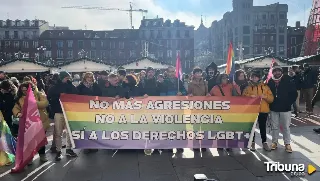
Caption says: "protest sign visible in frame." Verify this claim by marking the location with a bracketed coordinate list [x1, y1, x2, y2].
[60, 94, 260, 149]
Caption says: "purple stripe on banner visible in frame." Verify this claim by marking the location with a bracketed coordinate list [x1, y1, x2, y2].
[72, 131, 251, 149]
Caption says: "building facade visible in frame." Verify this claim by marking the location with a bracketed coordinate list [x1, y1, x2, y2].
[39, 17, 194, 71]
[194, 17, 211, 69]
[0, 19, 49, 60]
[287, 21, 306, 58]
[139, 18, 195, 72]
[39, 29, 141, 65]
[210, 0, 288, 65]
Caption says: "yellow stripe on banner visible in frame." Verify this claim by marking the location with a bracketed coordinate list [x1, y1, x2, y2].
[65, 112, 258, 123]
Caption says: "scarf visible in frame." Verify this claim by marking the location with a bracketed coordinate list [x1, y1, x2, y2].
[272, 74, 283, 86]
[83, 81, 93, 88]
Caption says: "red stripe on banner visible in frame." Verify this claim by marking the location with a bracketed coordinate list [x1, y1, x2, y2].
[60, 94, 261, 105]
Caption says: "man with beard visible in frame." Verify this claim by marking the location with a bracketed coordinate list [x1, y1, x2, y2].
[48, 71, 78, 161]
[138, 67, 159, 96]
[205, 62, 219, 91]
[267, 65, 297, 153]
[97, 70, 109, 90]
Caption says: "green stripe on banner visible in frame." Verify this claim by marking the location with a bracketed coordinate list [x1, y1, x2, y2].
[68, 121, 254, 132]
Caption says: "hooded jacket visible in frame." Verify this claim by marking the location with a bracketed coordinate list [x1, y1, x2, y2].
[242, 82, 274, 113]
[12, 90, 50, 130]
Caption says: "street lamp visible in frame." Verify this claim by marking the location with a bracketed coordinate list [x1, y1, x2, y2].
[37, 46, 46, 62]
[78, 49, 88, 59]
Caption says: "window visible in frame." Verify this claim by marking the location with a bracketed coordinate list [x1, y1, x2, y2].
[119, 51, 125, 58]
[44, 50, 51, 58]
[91, 40, 95, 48]
[90, 50, 96, 59]
[14, 31, 18, 39]
[279, 13, 286, 19]
[176, 50, 181, 57]
[279, 35, 284, 44]
[67, 40, 73, 48]
[167, 50, 172, 58]
[270, 24, 275, 30]
[243, 36, 250, 45]
[254, 25, 258, 32]
[78, 40, 84, 49]
[270, 14, 275, 20]
[270, 36, 274, 41]
[166, 40, 172, 48]
[57, 41, 63, 48]
[185, 50, 190, 58]
[57, 50, 63, 59]
[167, 30, 171, 38]
[23, 41, 29, 48]
[119, 42, 124, 49]
[101, 50, 106, 59]
[23, 31, 27, 38]
[291, 47, 297, 56]
[33, 41, 38, 48]
[44, 40, 51, 48]
[5, 41, 10, 48]
[255, 47, 258, 53]
[5, 31, 9, 38]
[176, 30, 180, 38]
[235, 27, 238, 35]
[156, 30, 162, 38]
[150, 30, 154, 39]
[262, 36, 266, 42]
[279, 25, 285, 33]
[185, 30, 189, 38]
[262, 14, 267, 20]
[130, 50, 136, 58]
[14, 41, 19, 48]
[243, 26, 250, 34]
[110, 42, 116, 49]
[291, 37, 296, 44]
[67, 50, 73, 59]
[32, 31, 37, 38]
[262, 46, 266, 53]
[279, 46, 284, 54]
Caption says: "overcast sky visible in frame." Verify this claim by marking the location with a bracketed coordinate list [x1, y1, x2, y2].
[0, 0, 311, 30]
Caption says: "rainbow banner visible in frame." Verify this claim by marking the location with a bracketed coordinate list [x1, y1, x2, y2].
[60, 94, 261, 149]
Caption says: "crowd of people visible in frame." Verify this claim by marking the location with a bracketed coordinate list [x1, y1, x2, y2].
[0, 61, 319, 168]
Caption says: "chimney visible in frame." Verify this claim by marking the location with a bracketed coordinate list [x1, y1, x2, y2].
[296, 21, 300, 28]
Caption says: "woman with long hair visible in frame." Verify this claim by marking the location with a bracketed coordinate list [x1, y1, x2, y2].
[122, 74, 141, 99]
[234, 69, 248, 94]
[77, 72, 101, 96]
[12, 82, 50, 163]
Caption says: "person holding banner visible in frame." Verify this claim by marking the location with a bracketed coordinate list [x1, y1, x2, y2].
[243, 71, 274, 152]
[188, 67, 210, 152]
[122, 74, 142, 99]
[210, 73, 240, 151]
[77, 72, 102, 154]
[12, 82, 50, 163]
[47, 71, 78, 161]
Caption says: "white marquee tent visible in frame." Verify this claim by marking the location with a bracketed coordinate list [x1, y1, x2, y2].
[122, 57, 172, 70]
[0, 60, 49, 73]
[56, 59, 114, 73]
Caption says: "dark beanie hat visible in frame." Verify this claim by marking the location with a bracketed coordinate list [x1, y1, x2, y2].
[59, 71, 71, 80]
[146, 67, 154, 73]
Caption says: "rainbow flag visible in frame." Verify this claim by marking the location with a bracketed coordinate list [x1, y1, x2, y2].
[226, 42, 235, 79]
[60, 94, 260, 149]
[175, 52, 183, 80]
[0, 118, 16, 166]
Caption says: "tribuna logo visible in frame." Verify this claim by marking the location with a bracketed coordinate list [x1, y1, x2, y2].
[264, 162, 305, 177]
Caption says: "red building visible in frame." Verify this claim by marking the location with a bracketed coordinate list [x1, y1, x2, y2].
[287, 21, 306, 58]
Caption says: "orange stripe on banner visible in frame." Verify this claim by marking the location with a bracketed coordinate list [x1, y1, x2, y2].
[62, 103, 260, 113]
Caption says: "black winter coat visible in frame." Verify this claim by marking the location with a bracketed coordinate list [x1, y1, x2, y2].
[138, 78, 159, 96]
[77, 83, 102, 96]
[268, 75, 297, 112]
[47, 81, 78, 114]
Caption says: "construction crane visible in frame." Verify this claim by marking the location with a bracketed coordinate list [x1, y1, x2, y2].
[61, 2, 148, 29]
